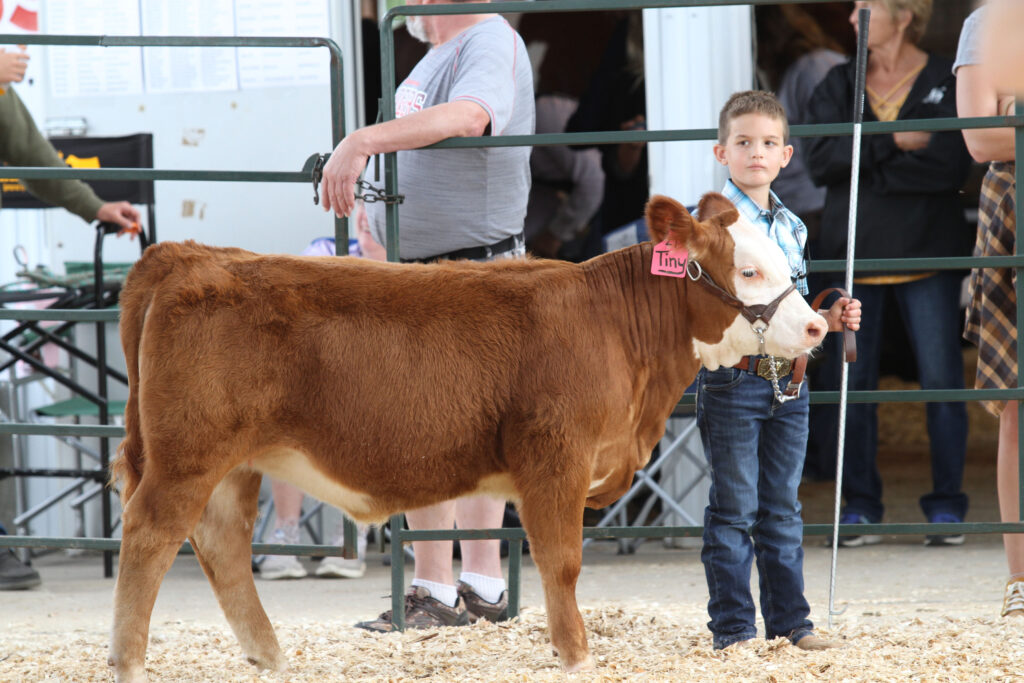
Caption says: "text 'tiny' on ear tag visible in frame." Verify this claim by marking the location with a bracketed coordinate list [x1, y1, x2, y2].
[651, 239, 689, 278]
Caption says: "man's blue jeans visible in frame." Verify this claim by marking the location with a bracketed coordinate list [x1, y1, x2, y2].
[697, 366, 813, 649]
[839, 273, 968, 522]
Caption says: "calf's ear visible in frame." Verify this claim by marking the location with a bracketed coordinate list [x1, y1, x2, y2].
[646, 194, 719, 260]
[645, 195, 695, 245]
[697, 192, 738, 222]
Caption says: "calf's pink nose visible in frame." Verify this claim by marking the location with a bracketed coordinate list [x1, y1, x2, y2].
[805, 317, 827, 344]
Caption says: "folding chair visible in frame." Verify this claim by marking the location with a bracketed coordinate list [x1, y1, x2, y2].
[0, 134, 154, 575]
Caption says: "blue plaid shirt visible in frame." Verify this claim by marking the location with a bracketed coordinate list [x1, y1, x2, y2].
[721, 179, 809, 295]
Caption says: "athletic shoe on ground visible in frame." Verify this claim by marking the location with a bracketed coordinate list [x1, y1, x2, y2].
[355, 586, 469, 632]
[316, 524, 367, 578]
[1002, 577, 1024, 617]
[827, 513, 882, 548]
[315, 556, 366, 578]
[792, 632, 841, 650]
[456, 580, 509, 622]
[924, 512, 965, 547]
[0, 547, 41, 590]
[258, 527, 308, 580]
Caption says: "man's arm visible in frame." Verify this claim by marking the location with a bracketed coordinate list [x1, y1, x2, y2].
[320, 100, 490, 218]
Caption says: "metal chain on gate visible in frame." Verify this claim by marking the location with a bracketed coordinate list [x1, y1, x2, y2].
[309, 153, 404, 207]
[354, 179, 404, 205]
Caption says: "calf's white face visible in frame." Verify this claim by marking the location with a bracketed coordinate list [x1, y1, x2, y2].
[693, 213, 827, 369]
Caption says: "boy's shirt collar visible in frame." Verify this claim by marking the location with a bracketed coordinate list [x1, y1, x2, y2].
[721, 179, 809, 295]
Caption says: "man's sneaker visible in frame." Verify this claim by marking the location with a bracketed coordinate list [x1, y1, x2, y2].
[924, 512, 965, 547]
[1001, 577, 1024, 618]
[259, 553, 308, 580]
[315, 556, 366, 579]
[316, 522, 368, 578]
[258, 526, 308, 580]
[827, 513, 882, 548]
[456, 580, 509, 623]
[355, 586, 470, 632]
[0, 548, 41, 590]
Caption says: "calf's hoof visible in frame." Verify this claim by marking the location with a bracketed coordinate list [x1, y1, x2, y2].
[246, 652, 288, 673]
[561, 654, 595, 673]
[109, 660, 148, 683]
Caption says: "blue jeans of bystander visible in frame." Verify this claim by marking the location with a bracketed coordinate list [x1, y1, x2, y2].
[697, 365, 813, 649]
[840, 273, 968, 523]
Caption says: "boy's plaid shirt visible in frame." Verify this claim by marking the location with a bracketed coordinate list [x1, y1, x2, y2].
[721, 179, 809, 295]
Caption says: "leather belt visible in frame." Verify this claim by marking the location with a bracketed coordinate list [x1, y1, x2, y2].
[401, 232, 523, 264]
[734, 355, 793, 380]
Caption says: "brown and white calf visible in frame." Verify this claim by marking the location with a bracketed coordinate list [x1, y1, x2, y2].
[108, 193, 827, 681]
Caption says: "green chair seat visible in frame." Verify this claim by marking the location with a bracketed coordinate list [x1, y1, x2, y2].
[35, 397, 127, 418]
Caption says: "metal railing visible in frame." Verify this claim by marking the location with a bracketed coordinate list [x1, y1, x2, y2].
[375, 0, 1024, 629]
[0, 34, 348, 577]
[0, 0, 1021, 635]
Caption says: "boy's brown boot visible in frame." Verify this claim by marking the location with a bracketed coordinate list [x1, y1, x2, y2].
[793, 633, 841, 651]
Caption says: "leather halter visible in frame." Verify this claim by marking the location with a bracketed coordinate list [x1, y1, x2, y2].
[686, 260, 797, 332]
[687, 262, 858, 400]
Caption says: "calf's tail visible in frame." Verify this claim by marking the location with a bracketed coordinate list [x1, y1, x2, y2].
[108, 246, 167, 503]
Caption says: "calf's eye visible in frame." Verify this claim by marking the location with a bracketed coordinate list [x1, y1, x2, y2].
[741, 268, 758, 278]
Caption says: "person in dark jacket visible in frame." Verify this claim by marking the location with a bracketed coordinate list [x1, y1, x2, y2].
[804, 0, 973, 548]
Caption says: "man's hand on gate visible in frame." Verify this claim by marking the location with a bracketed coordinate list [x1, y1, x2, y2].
[321, 133, 370, 219]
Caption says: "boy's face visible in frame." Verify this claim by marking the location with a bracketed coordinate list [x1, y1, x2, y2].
[713, 113, 793, 198]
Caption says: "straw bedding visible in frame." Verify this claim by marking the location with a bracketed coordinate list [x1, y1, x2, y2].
[3, 602, 1021, 682]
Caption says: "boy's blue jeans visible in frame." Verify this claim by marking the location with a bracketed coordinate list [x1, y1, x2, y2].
[697, 365, 813, 650]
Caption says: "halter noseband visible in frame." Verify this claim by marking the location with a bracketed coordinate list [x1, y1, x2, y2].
[686, 260, 797, 336]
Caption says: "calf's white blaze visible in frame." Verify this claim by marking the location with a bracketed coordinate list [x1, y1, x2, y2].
[694, 215, 826, 369]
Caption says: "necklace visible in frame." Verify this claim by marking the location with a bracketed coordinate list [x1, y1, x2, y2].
[866, 59, 926, 121]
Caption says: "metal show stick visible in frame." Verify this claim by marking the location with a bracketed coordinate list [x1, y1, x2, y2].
[828, 6, 870, 629]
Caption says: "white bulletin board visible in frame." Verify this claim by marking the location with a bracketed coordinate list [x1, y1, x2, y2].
[30, 0, 346, 262]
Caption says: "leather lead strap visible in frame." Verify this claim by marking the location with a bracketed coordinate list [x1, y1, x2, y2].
[786, 287, 858, 396]
[809, 287, 857, 363]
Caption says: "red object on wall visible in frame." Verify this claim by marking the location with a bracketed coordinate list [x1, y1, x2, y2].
[11, 4, 39, 32]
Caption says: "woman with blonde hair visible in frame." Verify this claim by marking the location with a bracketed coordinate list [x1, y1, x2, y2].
[805, 0, 974, 547]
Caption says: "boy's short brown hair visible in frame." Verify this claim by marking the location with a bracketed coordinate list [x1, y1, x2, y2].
[717, 90, 789, 144]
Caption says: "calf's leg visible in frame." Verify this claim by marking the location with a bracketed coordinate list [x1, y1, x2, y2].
[515, 482, 593, 672]
[110, 474, 217, 683]
[189, 468, 286, 673]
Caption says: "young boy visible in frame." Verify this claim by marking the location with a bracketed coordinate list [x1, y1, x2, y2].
[698, 90, 861, 650]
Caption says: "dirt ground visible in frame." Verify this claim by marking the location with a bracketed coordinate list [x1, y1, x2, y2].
[3, 442, 1020, 681]
[2, 364, 1020, 681]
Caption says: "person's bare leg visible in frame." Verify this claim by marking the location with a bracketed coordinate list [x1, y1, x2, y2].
[270, 480, 303, 528]
[456, 495, 505, 578]
[998, 402, 1024, 576]
[406, 501, 456, 585]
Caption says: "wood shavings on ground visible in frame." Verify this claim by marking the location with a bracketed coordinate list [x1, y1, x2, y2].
[3, 602, 1022, 682]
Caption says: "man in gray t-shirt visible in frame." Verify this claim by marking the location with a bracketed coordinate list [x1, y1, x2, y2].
[320, 4, 534, 261]
[319, 0, 534, 633]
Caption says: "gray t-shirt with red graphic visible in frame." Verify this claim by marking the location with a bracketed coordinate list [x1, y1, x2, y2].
[365, 16, 535, 260]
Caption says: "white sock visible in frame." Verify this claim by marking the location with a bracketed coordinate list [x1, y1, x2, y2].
[410, 579, 458, 607]
[459, 572, 506, 604]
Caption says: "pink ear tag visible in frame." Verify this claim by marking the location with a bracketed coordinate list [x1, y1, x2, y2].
[651, 239, 689, 278]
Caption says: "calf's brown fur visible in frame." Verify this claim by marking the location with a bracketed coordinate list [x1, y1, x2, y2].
[108, 194, 825, 681]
